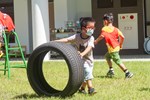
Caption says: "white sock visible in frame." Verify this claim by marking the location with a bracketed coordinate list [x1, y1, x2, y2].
[109, 67, 114, 71]
[125, 70, 129, 73]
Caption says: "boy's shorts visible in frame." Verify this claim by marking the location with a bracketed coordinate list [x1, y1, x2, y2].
[83, 61, 94, 81]
[105, 52, 122, 65]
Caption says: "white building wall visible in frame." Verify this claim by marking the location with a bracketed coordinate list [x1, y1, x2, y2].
[54, 0, 92, 29]
[76, 0, 92, 19]
[67, 0, 77, 21]
[14, 0, 30, 54]
[54, 0, 68, 28]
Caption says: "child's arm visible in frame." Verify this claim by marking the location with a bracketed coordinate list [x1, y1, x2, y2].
[118, 29, 125, 49]
[119, 36, 124, 49]
[55, 34, 76, 43]
[55, 38, 69, 43]
[79, 46, 93, 57]
[94, 35, 104, 45]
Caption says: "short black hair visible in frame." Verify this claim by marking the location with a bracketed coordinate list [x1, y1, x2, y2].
[80, 17, 95, 28]
[103, 13, 114, 23]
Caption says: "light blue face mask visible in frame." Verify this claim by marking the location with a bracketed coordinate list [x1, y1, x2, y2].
[86, 29, 94, 36]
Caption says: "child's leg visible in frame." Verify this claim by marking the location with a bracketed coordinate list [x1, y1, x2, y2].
[80, 62, 95, 94]
[105, 52, 114, 77]
[0, 51, 4, 58]
[105, 52, 113, 69]
[112, 52, 133, 78]
[111, 52, 127, 72]
[78, 82, 87, 94]
[118, 63, 133, 78]
[0, 42, 4, 58]
[86, 79, 93, 89]
[106, 59, 113, 68]
[118, 63, 127, 72]
[80, 82, 87, 90]
[86, 79, 96, 94]
[84, 62, 96, 94]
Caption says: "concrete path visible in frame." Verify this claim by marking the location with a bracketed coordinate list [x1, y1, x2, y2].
[1, 54, 150, 62]
[94, 54, 150, 61]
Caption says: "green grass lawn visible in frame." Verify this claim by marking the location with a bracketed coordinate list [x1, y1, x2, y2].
[0, 61, 150, 100]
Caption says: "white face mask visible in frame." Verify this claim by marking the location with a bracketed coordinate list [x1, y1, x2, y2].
[86, 29, 94, 36]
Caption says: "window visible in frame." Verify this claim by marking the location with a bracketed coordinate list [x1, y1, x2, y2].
[121, 0, 137, 7]
[97, 0, 113, 8]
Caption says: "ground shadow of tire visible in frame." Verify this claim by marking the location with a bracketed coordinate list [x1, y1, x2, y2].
[13, 93, 76, 99]
[12, 93, 40, 99]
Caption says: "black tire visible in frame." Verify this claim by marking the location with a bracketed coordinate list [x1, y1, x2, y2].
[27, 41, 84, 97]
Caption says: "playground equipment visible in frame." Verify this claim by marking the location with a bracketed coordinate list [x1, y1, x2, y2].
[27, 41, 84, 97]
[0, 11, 27, 78]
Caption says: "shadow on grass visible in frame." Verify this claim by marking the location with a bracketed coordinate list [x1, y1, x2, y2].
[12, 93, 43, 99]
[139, 87, 150, 92]
[13, 93, 75, 99]
[96, 75, 106, 78]
[95, 75, 118, 79]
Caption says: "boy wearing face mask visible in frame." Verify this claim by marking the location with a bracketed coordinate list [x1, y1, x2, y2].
[55, 17, 96, 95]
[95, 13, 133, 79]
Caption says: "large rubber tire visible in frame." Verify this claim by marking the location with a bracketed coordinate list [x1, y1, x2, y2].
[27, 41, 84, 97]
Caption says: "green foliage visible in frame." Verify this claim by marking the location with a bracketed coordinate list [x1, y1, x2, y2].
[0, 61, 150, 100]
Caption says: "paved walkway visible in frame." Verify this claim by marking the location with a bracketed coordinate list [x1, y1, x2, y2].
[94, 54, 150, 61]
[1, 54, 150, 61]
